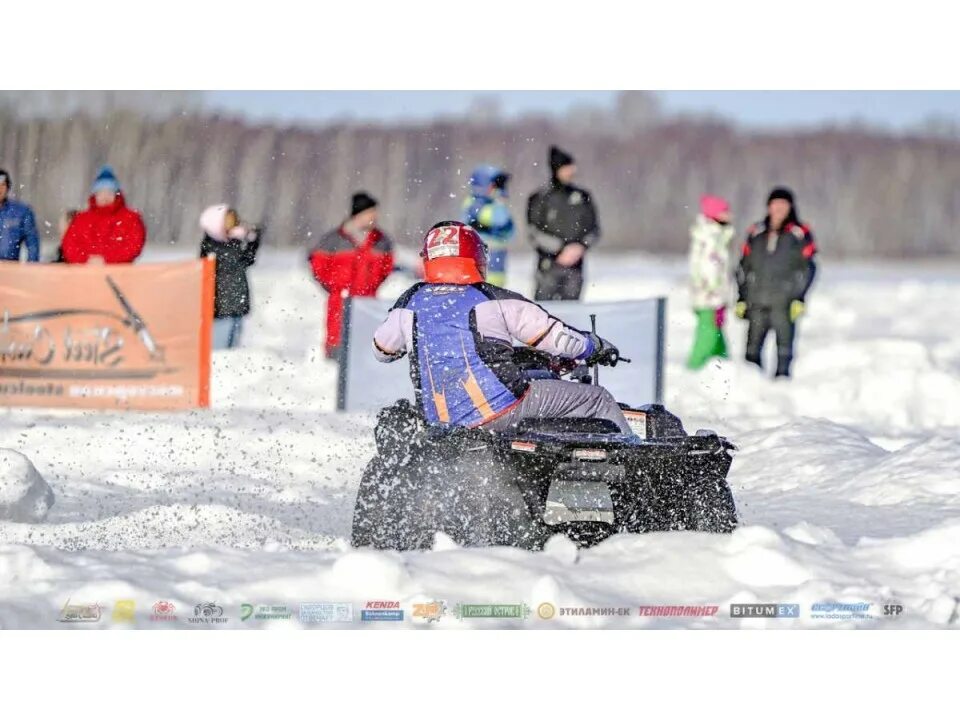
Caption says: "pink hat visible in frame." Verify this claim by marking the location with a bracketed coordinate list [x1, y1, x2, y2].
[200, 204, 230, 242]
[700, 195, 730, 222]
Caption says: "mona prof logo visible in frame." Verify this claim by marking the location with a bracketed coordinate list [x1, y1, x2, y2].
[189, 602, 228, 625]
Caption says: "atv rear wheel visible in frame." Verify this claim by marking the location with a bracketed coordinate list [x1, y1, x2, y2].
[683, 473, 738, 533]
[420, 439, 550, 550]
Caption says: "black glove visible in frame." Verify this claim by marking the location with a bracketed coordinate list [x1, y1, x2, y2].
[587, 333, 621, 366]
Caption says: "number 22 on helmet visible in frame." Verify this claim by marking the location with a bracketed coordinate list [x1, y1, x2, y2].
[420, 221, 488, 284]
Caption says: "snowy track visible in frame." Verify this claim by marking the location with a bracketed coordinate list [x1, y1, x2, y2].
[2, 252, 960, 628]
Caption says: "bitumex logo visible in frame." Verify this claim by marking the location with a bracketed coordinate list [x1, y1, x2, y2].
[729, 603, 801, 619]
[361, 601, 404, 622]
[189, 602, 228, 624]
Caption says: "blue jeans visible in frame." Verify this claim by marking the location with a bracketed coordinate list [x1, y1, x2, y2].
[212, 317, 244, 350]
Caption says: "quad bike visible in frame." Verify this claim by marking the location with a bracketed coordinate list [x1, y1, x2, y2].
[351, 344, 737, 551]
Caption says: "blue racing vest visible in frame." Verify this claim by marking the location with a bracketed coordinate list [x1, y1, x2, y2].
[405, 283, 519, 426]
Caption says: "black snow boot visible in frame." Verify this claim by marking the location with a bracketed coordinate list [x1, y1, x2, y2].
[775, 355, 792, 378]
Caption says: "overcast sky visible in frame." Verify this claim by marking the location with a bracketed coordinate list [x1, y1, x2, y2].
[204, 91, 960, 129]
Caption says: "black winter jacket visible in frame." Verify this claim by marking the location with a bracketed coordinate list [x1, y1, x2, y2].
[200, 230, 261, 318]
[736, 220, 817, 307]
[526, 180, 600, 266]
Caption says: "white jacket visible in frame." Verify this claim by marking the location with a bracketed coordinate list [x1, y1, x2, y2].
[689, 214, 735, 309]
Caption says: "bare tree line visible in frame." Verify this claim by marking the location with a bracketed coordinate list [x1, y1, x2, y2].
[1, 99, 960, 258]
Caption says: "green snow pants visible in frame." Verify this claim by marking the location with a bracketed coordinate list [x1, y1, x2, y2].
[687, 308, 728, 370]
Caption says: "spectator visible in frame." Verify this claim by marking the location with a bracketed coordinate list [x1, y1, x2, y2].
[61, 165, 146, 264]
[735, 186, 818, 378]
[199, 204, 262, 350]
[688, 195, 735, 370]
[462, 165, 514, 287]
[0, 168, 40, 263]
[309, 192, 394, 359]
[526, 145, 600, 301]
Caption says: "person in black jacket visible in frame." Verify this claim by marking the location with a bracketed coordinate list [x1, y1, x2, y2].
[735, 187, 817, 378]
[526, 145, 600, 300]
[199, 204, 262, 349]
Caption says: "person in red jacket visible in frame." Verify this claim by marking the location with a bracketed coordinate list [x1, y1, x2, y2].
[62, 165, 146, 264]
[309, 192, 394, 359]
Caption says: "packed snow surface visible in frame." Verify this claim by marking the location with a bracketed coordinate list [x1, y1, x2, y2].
[1, 252, 959, 628]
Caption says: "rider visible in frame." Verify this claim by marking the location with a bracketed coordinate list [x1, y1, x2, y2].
[372, 221, 631, 433]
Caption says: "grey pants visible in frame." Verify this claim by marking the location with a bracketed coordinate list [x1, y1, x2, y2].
[484, 379, 632, 434]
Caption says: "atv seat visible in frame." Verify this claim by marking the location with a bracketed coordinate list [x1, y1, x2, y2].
[515, 417, 623, 435]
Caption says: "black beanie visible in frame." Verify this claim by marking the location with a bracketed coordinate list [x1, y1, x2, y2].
[767, 186, 795, 206]
[350, 191, 378, 217]
[0, 169, 10, 189]
[549, 145, 575, 174]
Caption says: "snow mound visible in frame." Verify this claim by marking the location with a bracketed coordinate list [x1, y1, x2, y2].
[0, 450, 54, 523]
[850, 437, 960, 506]
[732, 419, 886, 494]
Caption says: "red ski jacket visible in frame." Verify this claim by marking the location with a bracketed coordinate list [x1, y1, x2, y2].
[62, 193, 146, 264]
[309, 226, 394, 296]
[309, 225, 394, 354]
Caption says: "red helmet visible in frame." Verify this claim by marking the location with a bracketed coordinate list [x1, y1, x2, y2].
[420, 221, 488, 284]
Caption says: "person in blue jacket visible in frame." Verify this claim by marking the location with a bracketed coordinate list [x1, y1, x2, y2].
[0, 169, 40, 262]
[462, 165, 514, 287]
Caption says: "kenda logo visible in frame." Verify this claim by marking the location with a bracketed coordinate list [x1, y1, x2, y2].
[361, 601, 404, 622]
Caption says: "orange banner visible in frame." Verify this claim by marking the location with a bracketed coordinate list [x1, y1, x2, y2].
[0, 259, 214, 410]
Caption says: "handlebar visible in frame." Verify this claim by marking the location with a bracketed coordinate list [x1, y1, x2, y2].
[511, 346, 631, 377]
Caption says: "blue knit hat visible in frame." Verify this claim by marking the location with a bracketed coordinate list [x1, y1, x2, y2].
[91, 165, 120, 194]
[469, 165, 510, 197]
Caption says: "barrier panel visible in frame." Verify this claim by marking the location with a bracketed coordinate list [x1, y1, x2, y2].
[0, 259, 214, 410]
